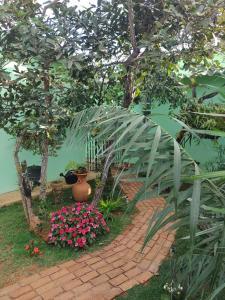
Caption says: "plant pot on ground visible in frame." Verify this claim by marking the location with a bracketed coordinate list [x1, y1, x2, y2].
[26, 165, 41, 188]
[72, 166, 92, 202]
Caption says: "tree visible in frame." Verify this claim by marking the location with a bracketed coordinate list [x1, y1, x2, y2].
[0, 0, 82, 228]
[69, 105, 225, 299]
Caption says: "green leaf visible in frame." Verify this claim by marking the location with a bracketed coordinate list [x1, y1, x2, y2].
[201, 205, 225, 215]
[190, 164, 201, 246]
[173, 140, 181, 199]
[146, 126, 161, 178]
[207, 282, 225, 300]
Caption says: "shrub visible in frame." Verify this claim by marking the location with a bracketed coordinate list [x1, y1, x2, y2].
[24, 240, 41, 257]
[98, 197, 127, 219]
[48, 203, 110, 249]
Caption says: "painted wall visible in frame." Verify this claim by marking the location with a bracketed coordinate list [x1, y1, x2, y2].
[0, 130, 85, 194]
[151, 104, 219, 166]
[1, 74, 224, 194]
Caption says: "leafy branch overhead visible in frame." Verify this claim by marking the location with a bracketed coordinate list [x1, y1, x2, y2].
[68, 105, 225, 299]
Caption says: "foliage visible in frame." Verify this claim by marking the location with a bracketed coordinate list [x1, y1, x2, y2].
[98, 196, 127, 219]
[175, 76, 225, 144]
[65, 161, 78, 171]
[69, 105, 225, 299]
[24, 240, 41, 257]
[163, 281, 184, 300]
[205, 145, 225, 172]
[48, 203, 110, 249]
[0, 185, 130, 288]
[179, 102, 225, 131]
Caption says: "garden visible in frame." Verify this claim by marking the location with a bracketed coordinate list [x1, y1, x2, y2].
[0, 0, 225, 299]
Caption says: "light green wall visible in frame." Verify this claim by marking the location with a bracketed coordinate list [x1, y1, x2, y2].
[0, 130, 85, 194]
[1, 73, 224, 194]
[151, 104, 219, 166]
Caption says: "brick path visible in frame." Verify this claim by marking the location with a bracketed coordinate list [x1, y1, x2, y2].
[0, 182, 175, 300]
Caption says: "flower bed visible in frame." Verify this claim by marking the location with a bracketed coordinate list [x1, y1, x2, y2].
[48, 202, 110, 249]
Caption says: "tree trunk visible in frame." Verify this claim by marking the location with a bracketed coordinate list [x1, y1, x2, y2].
[14, 135, 40, 230]
[39, 69, 51, 201]
[123, 0, 140, 108]
[92, 145, 114, 207]
[39, 139, 49, 201]
[123, 66, 133, 108]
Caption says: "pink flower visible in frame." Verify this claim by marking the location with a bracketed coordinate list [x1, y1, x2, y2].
[81, 229, 86, 235]
[48, 204, 109, 249]
[25, 244, 30, 251]
[101, 219, 107, 226]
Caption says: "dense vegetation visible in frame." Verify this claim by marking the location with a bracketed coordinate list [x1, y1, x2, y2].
[0, 0, 225, 299]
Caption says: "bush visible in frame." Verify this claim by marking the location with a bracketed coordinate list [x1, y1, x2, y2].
[48, 203, 110, 249]
[98, 197, 127, 219]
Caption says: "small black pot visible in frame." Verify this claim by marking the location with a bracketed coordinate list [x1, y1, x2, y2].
[26, 165, 41, 185]
[60, 170, 78, 185]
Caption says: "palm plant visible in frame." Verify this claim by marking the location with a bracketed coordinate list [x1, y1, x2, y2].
[68, 105, 225, 299]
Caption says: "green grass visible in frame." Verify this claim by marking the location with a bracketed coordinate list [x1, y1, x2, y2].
[117, 227, 189, 300]
[0, 180, 130, 288]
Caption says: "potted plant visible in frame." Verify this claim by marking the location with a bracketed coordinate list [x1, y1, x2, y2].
[60, 160, 78, 184]
[72, 164, 92, 202]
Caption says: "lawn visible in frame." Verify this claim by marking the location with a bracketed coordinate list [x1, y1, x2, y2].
[0, 179, 130, 288]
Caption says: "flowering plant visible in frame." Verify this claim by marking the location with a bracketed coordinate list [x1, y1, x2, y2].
[48, 203, 110, 249]
[163, 281, 184, 299]
[24, 240, 41, 257]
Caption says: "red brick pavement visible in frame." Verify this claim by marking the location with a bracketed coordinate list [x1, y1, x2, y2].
[0, 182, 175, 300]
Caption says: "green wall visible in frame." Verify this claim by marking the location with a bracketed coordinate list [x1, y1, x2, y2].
[1, 73, 224, 194]
[0, 130, 85, 194]
[151, 104, 219, 165]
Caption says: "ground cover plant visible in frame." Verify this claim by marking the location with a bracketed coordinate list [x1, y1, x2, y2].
[48, 203, 110, 249]
[0, 179, 130, 288]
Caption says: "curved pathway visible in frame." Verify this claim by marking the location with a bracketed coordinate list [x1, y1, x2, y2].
[0, 182, 175, 300]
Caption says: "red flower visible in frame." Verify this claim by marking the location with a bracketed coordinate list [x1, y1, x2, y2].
[48, 203, 109, 249]
[33, 247, 40, 254]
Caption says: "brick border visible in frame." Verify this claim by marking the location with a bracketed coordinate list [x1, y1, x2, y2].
[0, 182, 175, 300]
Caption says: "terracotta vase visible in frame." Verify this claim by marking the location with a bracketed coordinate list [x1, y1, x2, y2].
[72, 173, 91, 202]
